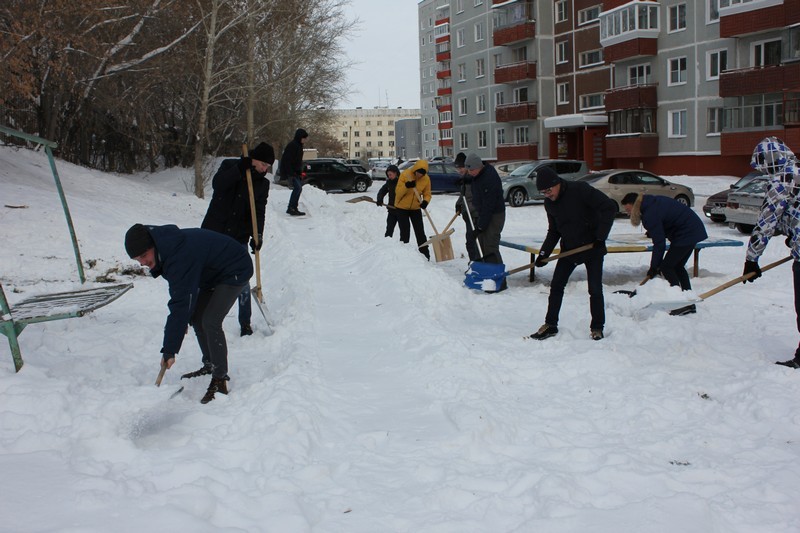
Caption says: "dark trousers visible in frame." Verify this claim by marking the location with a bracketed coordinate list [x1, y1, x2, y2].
[288, 176, 303, 210]
[476, 211, 505, 264]
[794, 261, 800, 358]
[396, 209, 430, 259]
[545, 253, 605, 331]
[385, 208, 399, 238]
[238, 243, 252, 326]
[660, 244, 695, 290]
[192, 283, 246, 379]
[461, 211, 479, 261]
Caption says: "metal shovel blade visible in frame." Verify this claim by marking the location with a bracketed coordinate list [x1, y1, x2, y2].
[252, 287, 274, 336]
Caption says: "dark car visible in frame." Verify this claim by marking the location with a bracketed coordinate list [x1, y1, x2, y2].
[398, 160, 461, 193]
[295, 159, 372, 193]
[703, 170, 764, 223]
[724, 176, 770, 234]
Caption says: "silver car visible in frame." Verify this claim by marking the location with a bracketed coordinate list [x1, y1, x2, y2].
[501, 159, 589, 207]
[577, 169, 695, 215]
[725, 176, 769, 234]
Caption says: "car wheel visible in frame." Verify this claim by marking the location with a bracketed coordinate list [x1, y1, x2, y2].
[353, 178, 368, 193]
[675, 194, 690, 206]
[508, 188, 527, 207]
[736, 223, 755, 234]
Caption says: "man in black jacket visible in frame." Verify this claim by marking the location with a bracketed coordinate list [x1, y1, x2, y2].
[453, 152, 479, 261]
[201, 142, 274, 336]
[376, 164, 400, 237]
[465, 153, 506, 267]
[530, 167, 616, 341]
[280, 128, 309, 216]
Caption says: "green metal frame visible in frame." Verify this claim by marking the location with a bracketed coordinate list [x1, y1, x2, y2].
[0, 125, 85, 282]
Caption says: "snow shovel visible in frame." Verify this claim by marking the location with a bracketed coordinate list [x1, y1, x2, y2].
[668, 256, 792, 316]
[462, 199, 508, 291]
[413, 189, 454, 262]
[155, 359, 184, 398]
[346, 195, 375, 204]
[419, 211, 459, 248]
[614, 276, 651, 297]
[243, 143, 274, 336]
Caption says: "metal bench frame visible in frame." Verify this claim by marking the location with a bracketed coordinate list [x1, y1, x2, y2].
[0, 282, 132, 372]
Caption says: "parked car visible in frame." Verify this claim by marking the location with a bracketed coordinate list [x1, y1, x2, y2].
[724, 176, 770, 234]
[398, 160, 461, 193]
[501, 160, 589, 207]
[702, 170, 764, 223]
[291, 159, 372, 193]
[495, 160, 533, 177]
[369, 160, 392, 180]
[577, 169, 695, 215]
[345, 163, 368, 173]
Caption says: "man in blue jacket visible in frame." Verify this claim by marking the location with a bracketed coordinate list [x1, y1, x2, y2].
[125, 224, 253, 404]
[621, 193, 707, 312]
[530, 167, 617, 341]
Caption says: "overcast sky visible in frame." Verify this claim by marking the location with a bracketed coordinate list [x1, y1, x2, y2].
[337, 0, 421, 110]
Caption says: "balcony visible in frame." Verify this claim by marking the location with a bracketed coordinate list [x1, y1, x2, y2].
[605, 134, 659, 159]
[719, 0, 797, 38]
[436, 50, 451, 62]
[720, 64, 800, 98]
[496, 102, 537, 123]
[493, 21, 536, 47]
[604, 84, 658, 111]
[440, 138, 453, 147]
[494, 61, 537, 84]
[497, 143, 538, 161]
[603, 38, 657, 63]
[437, 87, 452, 97]
[436, 69, 451, 80]
[437, 120, 453, 130]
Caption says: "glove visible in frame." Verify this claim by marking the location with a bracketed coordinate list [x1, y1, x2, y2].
[743, 260, 762, 283]
[238, 156, 252, 172]
[646, 266, 659, 279]
[535, 251, 549, 268]
[376, 198, 383, 207]
[162, 352, 175, 369]
[786, 237, 792, 248]
[594, 240, 606, 254]
[455, 199, 463, 215]
[405, 180, 416, 189]
[250, 234, 263, 253]
[473, 227, 483, 240]
[420, 200, 429, 210]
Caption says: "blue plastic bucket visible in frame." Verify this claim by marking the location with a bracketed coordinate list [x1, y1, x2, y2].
[464, 261, 507, 292]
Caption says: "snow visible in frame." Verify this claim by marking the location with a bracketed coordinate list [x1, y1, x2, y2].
[1, 144, 799, 532]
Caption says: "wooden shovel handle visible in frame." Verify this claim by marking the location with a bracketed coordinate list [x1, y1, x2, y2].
[698, 256, 792, 300]
[441, 211, 460, 235]
[155, 359, 167, 387]
[242, 143, 263, 302]
[540, 243, 595, 263]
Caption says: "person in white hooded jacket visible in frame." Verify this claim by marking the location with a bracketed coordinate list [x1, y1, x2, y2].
[741, 136, 800, 367]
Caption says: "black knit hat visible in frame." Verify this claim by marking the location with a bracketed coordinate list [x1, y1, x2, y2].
[535, 166, 561, 191]
[125, 224, 154, 258]
[250, 142, 275, 165]
[454, 152, 467, 168]
[385, 164, 399, 176]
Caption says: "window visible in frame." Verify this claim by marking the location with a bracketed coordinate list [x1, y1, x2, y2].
[580, 93, 604, 110]
[474, 0, 482, 5]
[556, 41, 568, 64]
[579, 49, 603, 68]
[457, 63, 466, 82]
[456, 0, 464, 13]
[459, 97, 468, 116]
[456, 28, 465, 48]
[753, 39, 781, 67]
[476, 58, 485, 78]
[440, 111, 452, 122]
[629, 64, 651, 85]
[495, 91, 505, 107]
[600, 3, 659, 41]
[459, 132, 468, 150]
[708, 0, 720, 22]
[708, 107, 723, 135]
[366, 131, 372, 137]
[478, 131, 487, 148]
[378, 131, 383, 136]
[578, 6, 601, 25]
[512, 46, 528, 62]
[342, 131, 348, 137]
[669, 109, 687, 137]
[441, 129, 452, 140]
[496, 128, 506, 145]
[477, 94, 486, 113]
[378, 141, 383, 147]
[555, 0, 567, 22]
[669, 4, 686, 32]
[513, 87, 528, 103]
[493, 53, 503, 68]
[557, 82, 570, 105]
[669, 57, 687, 86]
[366, 141, 372, 147]
[608, 109, 655, 134]
[707, 49, 728, 80]
[354, 142, 360, 148]
[354, 131, 360, 137]
[514, 126, 530, 144]
[475, 23, 485, 42]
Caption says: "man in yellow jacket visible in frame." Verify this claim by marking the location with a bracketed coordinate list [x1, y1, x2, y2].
[394, 159, 431, 259]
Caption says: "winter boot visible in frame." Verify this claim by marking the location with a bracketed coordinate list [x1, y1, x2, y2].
[530, 324, 558, 340]
[591, 329, 604, 341]
[240, 323, 253, 337]
[775, 357, 800, 369]
[287, 207, 306, 216]
[181, 364, 212, 380]
[200, 376, 229, 404]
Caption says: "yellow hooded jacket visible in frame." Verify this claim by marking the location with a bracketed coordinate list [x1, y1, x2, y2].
[394, 159, 431, 211]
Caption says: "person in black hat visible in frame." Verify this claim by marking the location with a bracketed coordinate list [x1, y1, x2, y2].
[201, 141, 274, 336]
[125, 223, 253, 404]
[529, 166, 616, 341]
[465, 153, 506, 271]
[280, 128, 310, 216]
[376, 164, 400, 237]
[453, 152, 479, 261]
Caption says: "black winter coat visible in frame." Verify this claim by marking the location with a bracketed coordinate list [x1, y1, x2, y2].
[376, 179, 397, 207]
[201, 159, 269, 244]
[279, 129, 307, 179]
[541, 179, 616, 256]
[470, 163, 505, 230]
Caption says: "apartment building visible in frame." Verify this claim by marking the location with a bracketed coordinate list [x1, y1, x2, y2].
[419, 0, 800, 176]
[331, 108, 421, 162]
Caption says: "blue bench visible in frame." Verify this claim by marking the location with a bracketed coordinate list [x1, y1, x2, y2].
[499, 234, 743, 282]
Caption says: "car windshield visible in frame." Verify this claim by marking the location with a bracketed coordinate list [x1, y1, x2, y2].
[507, 163, 537, 177]
[732, 171, 764, 188]
[737, 178, 769, 195]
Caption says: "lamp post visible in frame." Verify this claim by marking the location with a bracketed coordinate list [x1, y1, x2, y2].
[433, 96, 442, 157]
[348, 125, 352, 159]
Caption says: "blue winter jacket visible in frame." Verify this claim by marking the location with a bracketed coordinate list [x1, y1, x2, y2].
[147, 225, 253, 355]
[639, 195, 707, 270]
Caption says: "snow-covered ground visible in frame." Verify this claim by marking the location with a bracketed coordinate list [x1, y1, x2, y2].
[1, 144, 799, 532]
